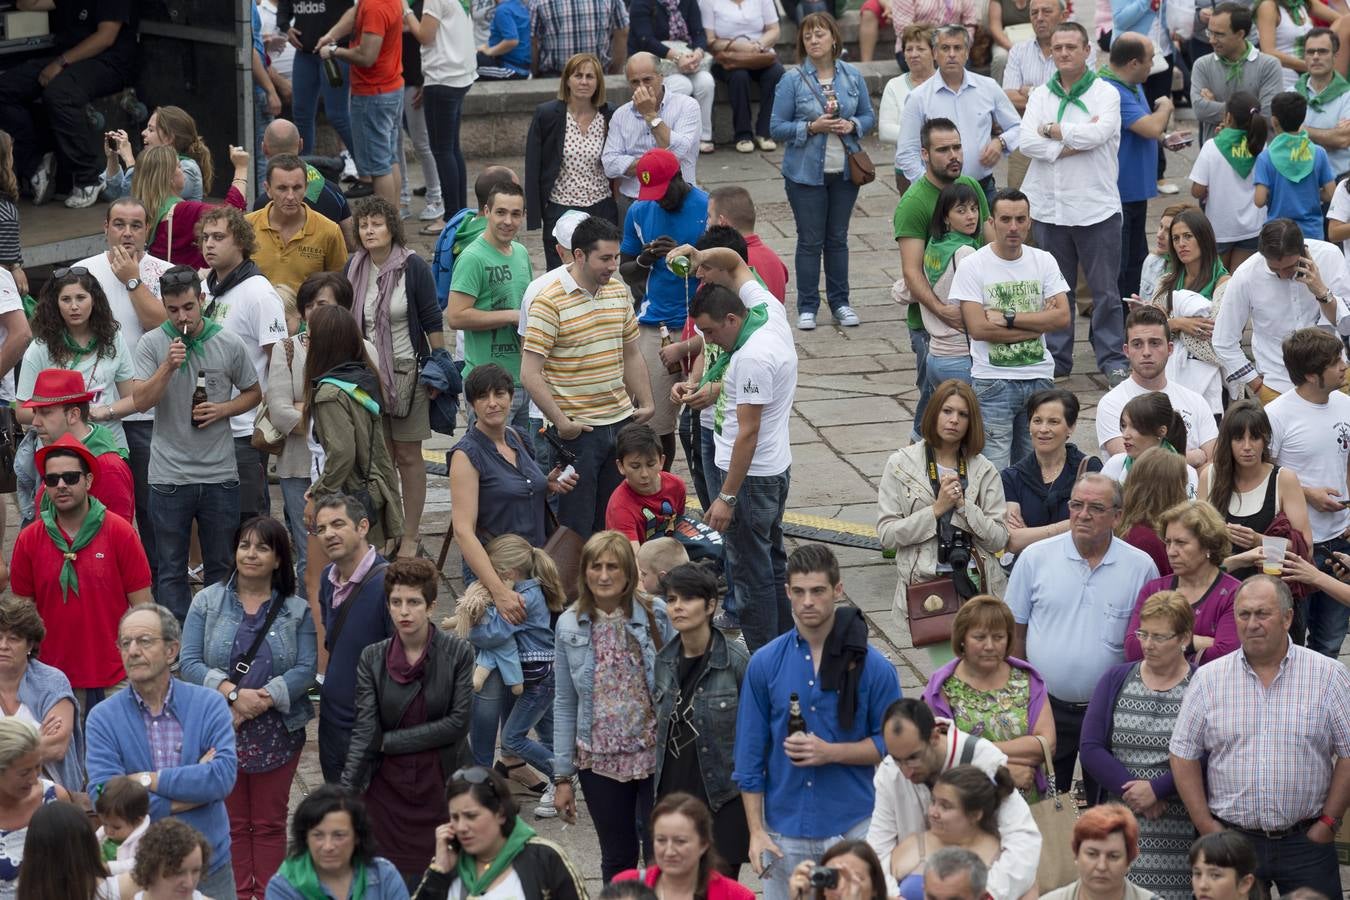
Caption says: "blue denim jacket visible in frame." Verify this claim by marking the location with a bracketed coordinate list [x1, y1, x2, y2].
[552, 598, 674, 778]
[770, 59, 876, 186]
[179, 578, 318, 733]
[652, 626, 748, 812]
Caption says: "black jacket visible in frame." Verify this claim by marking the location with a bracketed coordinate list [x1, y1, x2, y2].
[410, 840, 586, 900]
[628, 0, 709, 56]
[340, 627, 475, 792]
[524, 99, 615, 231]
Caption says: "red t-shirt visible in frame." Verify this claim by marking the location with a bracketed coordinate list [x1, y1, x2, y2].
[605, 471, 688, 544]
[746, 234, 789, 303]
[35, 451, 135, 524]
[350, 0, 404, 95]
[10, 512, 151, 688]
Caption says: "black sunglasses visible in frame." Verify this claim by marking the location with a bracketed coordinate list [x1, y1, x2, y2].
[160, 270, 199, 288]
[52, 266, 90, 279]
[43, 471, 84, 487]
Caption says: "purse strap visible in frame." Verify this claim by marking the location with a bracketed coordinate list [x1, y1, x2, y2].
[165, 206, 174, 265]
[230, 593, 287, 679]
[958, 732, 978, 765]
[325, 561, 389, 651]
[1033, 733, 1065, 805]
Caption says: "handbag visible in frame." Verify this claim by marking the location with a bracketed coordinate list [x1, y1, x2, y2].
[543, 504, 585, 603]
[389, 357, 419, 419]
[713, 45, 777, 70]
[252, 338, 295, 455]
[0, 406, 21, 494]
[659, 40, 715, 75]
[1029, 734, 1080, 893]
[802, 68, 876, 186]
[905, 576, 962, 646]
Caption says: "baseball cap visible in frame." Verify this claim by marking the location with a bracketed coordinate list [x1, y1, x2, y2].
[636, 148, 681, 201]
[552, 209, 591, 250]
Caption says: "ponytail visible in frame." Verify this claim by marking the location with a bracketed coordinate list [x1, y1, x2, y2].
[1167, 409, 1189, 456]
[1227, 91, 1268, 156]
[528, 548, 568, 614]
[189, 136, 214, 195]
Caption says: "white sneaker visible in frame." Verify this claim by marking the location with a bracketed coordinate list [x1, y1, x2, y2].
[797, 312, 817, 330]
[64, 183, 101, 209]
[30, 152, 55, 206]
[834, 305, 861, 327]
[340, 150, 358, 182]
[399, 204, 413, 221]
[420, 203, 445, 221]
[534, 782, 559, 818]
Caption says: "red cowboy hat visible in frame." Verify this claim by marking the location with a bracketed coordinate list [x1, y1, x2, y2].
[35, 432, 98, 477]
[22, 369, 95, 409]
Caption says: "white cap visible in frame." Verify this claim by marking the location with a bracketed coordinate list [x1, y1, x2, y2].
[552, 209, 591, 251]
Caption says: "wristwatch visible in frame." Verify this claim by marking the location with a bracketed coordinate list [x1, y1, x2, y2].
[718, 491, 738, 508]
[226, 688, 240, 706]
[137, 773, 152, 788]
[646, 116, 664, 130]
[124, 277, 141, 292]
[1040, 123, 1053, 138]
[1004, 311, 1017, 329]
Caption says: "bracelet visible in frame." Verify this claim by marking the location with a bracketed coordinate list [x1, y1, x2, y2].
[232, 177, 248, 184]
[58, 55, 69, 69]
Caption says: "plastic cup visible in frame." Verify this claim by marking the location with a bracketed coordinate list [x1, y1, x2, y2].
[1261, 535, 1289, 576]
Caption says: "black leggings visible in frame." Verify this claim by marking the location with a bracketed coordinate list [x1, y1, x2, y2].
[577, 769, 654, 882]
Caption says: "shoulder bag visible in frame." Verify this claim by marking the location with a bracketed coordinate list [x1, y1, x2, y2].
[1029, 734, 1079, 893]
[713, 43, 778, 70]
[802, 68, 875, 186]
[505, 426, 584, 602]
[230, 593, 288, 680]
[904, 449, 984, 646]
[251, 337, 295, 455]
[325, 561, 390, 652]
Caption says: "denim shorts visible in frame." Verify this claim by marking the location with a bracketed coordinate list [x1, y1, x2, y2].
[350, 89, 404, 176]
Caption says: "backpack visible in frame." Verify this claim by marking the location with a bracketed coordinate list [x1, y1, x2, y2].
[430, 207, 478, 310]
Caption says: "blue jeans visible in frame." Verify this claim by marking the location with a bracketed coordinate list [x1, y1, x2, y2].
[719, 467, 791, 652]
[553, 418, 631, 538]
[124, 420, 157, 583]
[290, 51, 355, 158]
[1307, 537, 1350, 655]
[469, 668, 516, 767]
[280, 477, 311, 600]
[1243, 825, 1342, 900]
[1034, 215, 1128, 376]
[349, 89, 404, 177]
[197, 853, 236, 900]
[783, 172, 860, 316]
[1119, 199, 1150, 301]
[761, 819, 870, 900]
[422, 83, 471, 213]
[926, 353, 973, 393]
[150, 481, 241, 621]
[908, 326, 931, 442]
[253, 84, 272, 187]
[973, 377, 1052, 471]
[680, 405, 710, 510]
[702, 425, 738, 617]
[499, 668, 555, 777]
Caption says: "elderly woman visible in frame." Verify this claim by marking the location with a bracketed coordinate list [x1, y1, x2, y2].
[702, 0, 783, 153]
[1081, 593, 1197, 900]
[921, 596, 1054, 797]
[1124, 502, 1240, 666]
[1003, 388, 1103, 554]
[877, 25, 936, 193]
[0, 598, 80, 790]
[0, 719, 69, 900]
[878, 380, 1009, 646]
[265, 786, 408, 899]
[344, 196, 445, 561]
[1042, 804, 1162, 900]
[525, 53, 618, 270]
[342, 558, 475, 884]
[629, 0, 716, 153]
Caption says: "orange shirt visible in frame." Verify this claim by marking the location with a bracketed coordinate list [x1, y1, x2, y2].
[351, 0, 404, 95]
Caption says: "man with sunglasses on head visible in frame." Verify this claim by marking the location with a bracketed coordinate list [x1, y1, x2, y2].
[133, 264, 262, 623]
[9, 433, 151, 722]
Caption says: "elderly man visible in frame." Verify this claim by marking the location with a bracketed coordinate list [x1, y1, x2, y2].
[1007, 473, 1159, 799]
[1190, 2, 1283, 143]
[926, 849, 992, 900]
[870, 699, 1040, 900]
[896, 26, 1022, 201]
[1170, 575, 1350, 899]
[1296, 28, 1350, 180]
[602, 52, 702, 212]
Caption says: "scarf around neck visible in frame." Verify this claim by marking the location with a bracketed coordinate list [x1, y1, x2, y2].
[1266, 130, 1317, 182]
[924, 232, 981, 285]
[277, 853, 367, 900]
[349, 245, 414, 406]
[1049, 68, 1096, 121]
[40, 494, 107, 603]
[1218, 42, 1253, 83]
[1213, 127, 1257, 178]
[160, 318, 224, 370]
[206, 259, 262, 301]
[659, 0, 690, 42]
[456, 817, 538, 896]
[1123, 439, 1179, 473]
[1281, 0, 1305, 27]
[146, 195, 182, 247]
[1297, 70, 1350, 111]
[1188, 258, 1229, 299]
[81, 422, 128, 460]
[61, 331, 100, 363]
[385, 624, 431, 684]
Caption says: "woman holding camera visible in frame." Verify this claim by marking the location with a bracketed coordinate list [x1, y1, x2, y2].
[786, 840, 890, 900]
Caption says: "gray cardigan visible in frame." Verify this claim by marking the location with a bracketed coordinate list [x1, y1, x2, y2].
[1190, 50, 1284, 143]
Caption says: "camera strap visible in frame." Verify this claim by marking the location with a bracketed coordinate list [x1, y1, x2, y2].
[925, 444, 982, 598]
[925, 443, 968, 540]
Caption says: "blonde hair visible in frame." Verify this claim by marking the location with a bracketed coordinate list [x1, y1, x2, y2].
[1117, 447, 1189, 538]
[153, 106, 214, 193]
[637, 537, 689, 579]
[0, 718, 39, 772]
[576, 531, 640, 620]
[275, 284, 299, 323]
[0, 131, 17, 203]
[1138, 589, 1196, 637]
[131, 145, 183, 234]
[484, 533, 568, 613]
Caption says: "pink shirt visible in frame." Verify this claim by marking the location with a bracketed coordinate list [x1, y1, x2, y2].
[891, 0, 977, 51]
[328, 544, 378, 609]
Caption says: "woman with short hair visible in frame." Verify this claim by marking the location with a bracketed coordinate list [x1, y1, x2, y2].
[1041, 804, 1162, 900]
[0, 597, 80, 790]
[1002, 388, 1102, 554]
[265, 786, 408, 899]
[130, 819, 214, 900]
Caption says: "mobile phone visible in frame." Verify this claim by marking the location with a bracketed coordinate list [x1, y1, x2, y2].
[1163, 131, 1193, 151]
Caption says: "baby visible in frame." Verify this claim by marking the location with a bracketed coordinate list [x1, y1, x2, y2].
[94, 775, 151, 875]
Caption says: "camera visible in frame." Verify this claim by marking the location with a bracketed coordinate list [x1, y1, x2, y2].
[939, 525, 971, 571]
[809, 867, 839, 889]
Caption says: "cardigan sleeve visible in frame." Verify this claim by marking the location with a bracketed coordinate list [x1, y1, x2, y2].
[406, 255, 443, 340]
[1078, 665, 1135, 798]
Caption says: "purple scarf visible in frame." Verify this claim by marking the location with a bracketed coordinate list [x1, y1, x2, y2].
[661, 0, 689, 42]
[350, 245, 414, 405]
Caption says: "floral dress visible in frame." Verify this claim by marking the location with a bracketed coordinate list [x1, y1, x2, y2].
[945, 669, 1041, 802]
[576, 609, 657, 781]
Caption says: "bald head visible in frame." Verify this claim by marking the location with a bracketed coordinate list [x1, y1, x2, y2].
[263, 119, 302, 158]
[473, 166, 521, 212]
[1109, 32, 1155, 82]
[626, 51, 660, 78]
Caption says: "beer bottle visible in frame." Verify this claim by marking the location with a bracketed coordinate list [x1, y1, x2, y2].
[191, 371, 209, 428]
[323, 55, 344, 88]
[787, 692, 808, 735]
[659, 325, 683, 375]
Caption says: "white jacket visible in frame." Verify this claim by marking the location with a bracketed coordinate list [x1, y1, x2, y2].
[96, 815, 150, 875]
[867, 720, 1043, 900]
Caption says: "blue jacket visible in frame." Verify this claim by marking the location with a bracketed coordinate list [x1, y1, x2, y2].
[419, 347, 463, 437]
[770, 59, 876, 186]
[470, 579, 556, 664]
[264, 855, 409, 899]
[179, 578, 318, 734]
[18, 659, 84, 790]
[319, 555, 393, 730]
[85, 679, 238, 877]
[553, 599, 674, 778]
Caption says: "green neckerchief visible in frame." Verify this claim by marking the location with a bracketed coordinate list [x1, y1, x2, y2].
[698, 303, 769, 391]
[1213, 127, 1257, 178]
[456, 817, 538, 895]
[1297, 70, 1350, 111]
[1266, 130, 1317, 182]
[1048, 68, 1096, 121]
[304, 163, 326, 204]
[40, 493, 107, 603]
[276, 854, 367, 900]
[1218, 42, 1252, 83]
[924, 231, 982, 286]
[82, 422, 128, 460]
[159, 318, 223, 370]
[1282, 0, 1305, 26]
[1096, 65, 1129, 89]
[1122, 439, 1179, 473]
[146, 195, 182, 245]
[318, 377, 382, 415]
[61, 331, 98, 363]
[1189, 258, 1229, 299]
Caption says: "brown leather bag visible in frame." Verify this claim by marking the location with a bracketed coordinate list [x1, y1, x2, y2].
[905, 577, 962, 646]
[544, 506, 585, 603]
[713, 46, 778, 70]
[846, 146, 876, 186]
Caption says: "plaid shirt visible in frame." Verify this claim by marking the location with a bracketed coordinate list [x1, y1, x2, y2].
[132, 678, 185, 774]
[531, 0, 630, 75]
[1170, 640, 1350, 830]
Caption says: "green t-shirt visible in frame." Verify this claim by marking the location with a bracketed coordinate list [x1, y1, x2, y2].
[893, 175, 990, 332]
[450, 235, 532, 378]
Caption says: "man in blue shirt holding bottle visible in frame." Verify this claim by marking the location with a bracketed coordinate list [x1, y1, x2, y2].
[734, 543, 903, 900]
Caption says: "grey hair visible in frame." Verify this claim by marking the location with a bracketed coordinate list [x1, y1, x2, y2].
[925, 847, 989, 896]
[0, 719, 39, 773]
[1074, 472, 1124, 509]
[930, 24, 972, 49]
[626, 51, 661, 74]
[1237, 573, 1295, 612]
[118, 602, 182, 645]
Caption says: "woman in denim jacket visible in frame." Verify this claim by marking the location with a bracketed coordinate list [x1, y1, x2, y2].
[652, 562, 751, 878]
[551, 530, 674, 882]
[180, 516, 317, 900]
[770, 12, 876, 332]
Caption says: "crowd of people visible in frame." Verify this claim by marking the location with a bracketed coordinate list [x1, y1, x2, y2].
[0, 0, 1348, 898]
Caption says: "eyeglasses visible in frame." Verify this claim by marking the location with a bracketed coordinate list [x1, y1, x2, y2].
[160, 270, 199, 288]
[52, 266, 90, 279]
[1068, 500, 1118, 516]
[1133, 630, 1178, 644]
[42, 472, 84, 487]
[115, 635, 165, 652]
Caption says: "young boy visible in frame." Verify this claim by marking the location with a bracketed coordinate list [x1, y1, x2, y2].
[606, 423, 689, 551]
[94, 775, 151, 874]
[637, 537, 690, 597]
[475, 0, 531, 79]
[1254, 92, 1336, 240]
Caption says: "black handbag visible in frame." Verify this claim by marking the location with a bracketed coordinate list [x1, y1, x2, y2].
[0, 407, 22, 494]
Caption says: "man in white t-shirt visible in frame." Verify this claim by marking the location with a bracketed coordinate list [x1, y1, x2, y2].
[77, 197, 171, 579]
[1096, 304, 1218, 467]
[1267, 327, 1350, 656]
[1213, 218, 1350, 399]
[954, 189, 1071, 470]
[199, 206, 288, 523]
[671, 242, 797, 653]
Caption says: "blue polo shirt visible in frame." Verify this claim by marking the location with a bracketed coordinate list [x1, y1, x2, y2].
[1254, 140, 1335, 240]
[1107, 76, 1158, 204]
[488, 0, 532, 75]
[732, 626, 902, 839]
[621, 186, 710, 328]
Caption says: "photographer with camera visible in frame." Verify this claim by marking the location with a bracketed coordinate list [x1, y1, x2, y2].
[786, 840, 889, 900]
